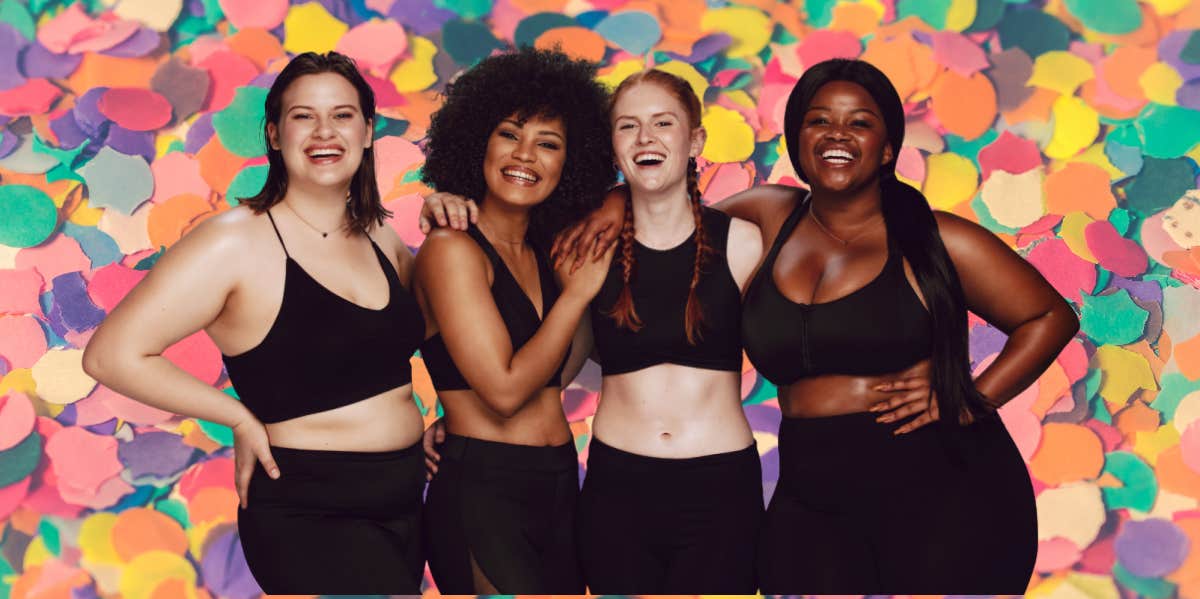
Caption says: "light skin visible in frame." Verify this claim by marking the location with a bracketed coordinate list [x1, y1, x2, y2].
[412, 113, 613, 455]
[83, 72, 425, 508]
[552, 80, 1078, 431]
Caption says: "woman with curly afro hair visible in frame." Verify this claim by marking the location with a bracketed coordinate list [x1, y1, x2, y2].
[412, 47, 615, 594]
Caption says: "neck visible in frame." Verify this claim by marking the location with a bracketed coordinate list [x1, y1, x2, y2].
[630, 181, 695, 248]
[282, 184, 351, 233]
[808, 180, 884, 229]
[477, 199, 531, 247]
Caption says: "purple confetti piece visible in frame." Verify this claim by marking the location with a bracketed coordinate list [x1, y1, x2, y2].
[44, 299, 71, 341]
[1160, 31, 1200, 82]
[185, 113, 215, 154]
[1108, 275, 1163, 304]
[51, 110, 90, 150]
[20, 42, 83, 79]
[56, 402, 77, 426]
[1115, 518, 1190, 578]
[70, 583, 101, 599]
[84, 418, 119, 436]
[0, 356, 10, 377]
[118, 432, 199, 480]
[0, 24, 29, 91]
[104, 125, 156, 164]
[249, 71, 278, 89]
[0, 128, 20, 159]
[1177, 79, 1200, 112]
[185, 0, 206, 16]
[200, 527, 264, 599]
[50, 272, 106, 332]
[760, 448, 779, 503]
[745, 403, 782, 433]
[314, 0, 365, 26]
[969, 323, 1008, 367]
[73, 88, 111, 139]
[388, 0, 456, 36]
[665, 33, 732, 64]
[99, 28, 163, 58]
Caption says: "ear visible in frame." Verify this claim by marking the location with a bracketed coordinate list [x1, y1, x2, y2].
[690, 126, 707, 158]
[267, 122, 280, 151]
[882, 143, 894, 167]
[364, 118, 373, 149]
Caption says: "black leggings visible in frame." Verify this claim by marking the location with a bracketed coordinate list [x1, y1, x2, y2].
[760, 411, 1037, 594]
[577, 439, 764, 593]
[423, 434, 583, 594]
[236, 443, 425, 594]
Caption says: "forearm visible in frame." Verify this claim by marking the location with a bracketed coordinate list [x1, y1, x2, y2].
[84, 351, 253, 427]
[973, 304, 1079, 407]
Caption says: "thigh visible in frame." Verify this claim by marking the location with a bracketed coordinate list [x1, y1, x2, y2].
[758, 493, 880, 594]
[662, 504, 761, 593]
[576, 473, 664, 593]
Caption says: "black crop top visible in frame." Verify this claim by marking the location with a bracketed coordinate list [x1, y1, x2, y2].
[223, 212, 425, 424]
[741, 197, 931, 386]
[590, 207, 743, 375]
[420, 225, 567, 391]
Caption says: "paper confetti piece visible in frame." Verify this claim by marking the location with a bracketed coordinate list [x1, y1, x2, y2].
[1094, 345, 1158, 409]
[0, 392, 36, 451]
[1044, 95, 1100, 159]
[535, 26, 606, 63]
[922, 151, 977, 210]
[0, 184, 58, 248]
[1085, 220, 1149, 278]
[1029, 422, 1104, 485]
[218, 0, 289, 30]
[97, 88, 173, 133]
[701, 105, 754, 163]
[700, 6, 770, 59]
[1044, 162, 1116, 219]
[980, 168, 1044, 228]
[930, 70, 996, 141]
[118, 550, 196, 599]
[389, 35, 438, 93]
[1080, 290, 1148, 346]
[336, 19, 408, 74]
[112, 0, 183, 32]
[0, 431, 40, 488]
[211, 87, 267, 159]
[1028, 51, 1095, 96]
[31, 348, 95, 404]
[282, 2, 348, 54]
[1036, 482, 1106, 547]
[36, 4, 139, 55]
[111, 508, 189, 561]
[1135, 104, 1200, 159]
[77, 146, 154, 215]
[1117, 519, 1190, 578]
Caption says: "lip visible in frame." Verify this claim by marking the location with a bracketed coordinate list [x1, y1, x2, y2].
[815, 144, 858, 167]
[500, 166, 541, 187]
[630, 150, 667, 169]
[304, 144, 346, 165]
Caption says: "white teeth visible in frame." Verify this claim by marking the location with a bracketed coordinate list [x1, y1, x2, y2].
[822, 149, 853, 161]
[306, 148, 343, 158]
[502, 168, 538, 182]
[634, 151, 666, 164]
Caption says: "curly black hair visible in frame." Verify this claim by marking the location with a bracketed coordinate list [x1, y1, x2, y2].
[422, 47, 615, 247]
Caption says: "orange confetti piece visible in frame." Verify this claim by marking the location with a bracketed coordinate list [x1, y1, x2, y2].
[536, 27, 607, 62]
[225, 28, 286, 71]
[1044, 162, 1117, 219]
[930, 70, 997, 140]
[110, 508, 189, 562]
[1174, 332, 1200, 381]
[148, 194, 213, 249]
[1029, 422, 1104, 485]
[196, 139, 246, 196]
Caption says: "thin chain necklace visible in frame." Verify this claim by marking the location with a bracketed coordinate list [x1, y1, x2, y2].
[284, 200, 344, 238]
[808, 205, 883, 246]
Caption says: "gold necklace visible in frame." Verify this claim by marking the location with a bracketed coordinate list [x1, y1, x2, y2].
[808, 206, 883, 246]
[284, 200, 343, 238]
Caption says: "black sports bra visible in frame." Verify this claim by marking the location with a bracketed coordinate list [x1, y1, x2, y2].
[223, 211, 425, 424]
[420, 225, 567, 391]
[590, 207, 742, 375]
[741, 196, 931, 386]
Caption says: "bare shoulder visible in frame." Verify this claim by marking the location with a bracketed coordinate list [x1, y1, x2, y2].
[727, 216, 763, 253]
[415, 228, 485, 270]
[933, 210, 1003, 250]
[166, 205, 262, 265]
[370, 222, 416, 267]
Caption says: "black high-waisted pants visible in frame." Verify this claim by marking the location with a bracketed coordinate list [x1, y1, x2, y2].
[577, 439, 764, 593]
[423, 433, 583, 594]
[236, 443, 425, 594]
[759, 411, 1037, 594]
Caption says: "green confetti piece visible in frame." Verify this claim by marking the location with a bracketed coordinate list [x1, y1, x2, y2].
[442, 19, 502, 66]
[1179, 31, 1200, 65]
[804, 0, 837, 28]
[997, 9, 1071, 58]
[38, 519, 61, 556]
[946, 130, 999, 165]
[0, 0, 36, 40]
[971, 194, 1021, 235]
[33, 134, 89, 171]
[0, 554, 13, 599]
[1094, 268, 1112, 295]
[0, 432, 41, 487]
[1109, 208, 1134, 236]
[402, 167, 424, 184]
[1101, 451, 1158, 512]
[966, 0, 1006, 33]
[1064, 0, 1141, 34]
[212, 86, 268, 159]
[1092, 390, 1113, 424]
[897, 0, 951, 30]
[155, 498, 190, 529]
[134, 246, 167, 271]
[0, 185, 58, 248]
[197, 419, 233, 446]
[744, 376, 777, 406]
[434, 0, 493, 20]
[1135, 104, 1200, 159]
[1151, 373, 1200, 421]
[1080, 290, 1148, 345]
[1124, 158, 1195, 214]
[225, 164, 269, 207]
[1113, 563, 1176, 599]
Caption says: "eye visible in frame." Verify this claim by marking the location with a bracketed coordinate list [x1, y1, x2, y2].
[852, 119, 872, 127]
[292, 113, 313, 120]
[806, 117, 828, 126]
[539, 141, 561, 150]
[656, 120, 673, 127]
[335, 112, 354, 119]
[618, 123, 636, 130]
[499, 130, 518, 140]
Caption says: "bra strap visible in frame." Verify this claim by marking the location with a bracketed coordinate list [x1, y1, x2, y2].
[266, 210, 290, 258]
[763, 192, 810, 265]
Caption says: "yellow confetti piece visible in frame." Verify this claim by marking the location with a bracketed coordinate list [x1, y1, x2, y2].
[390, 35, 437, 93]
[283, 2, 349, 55]
[597, 57, 645, 90]
[0, 244, 18, 269]
[1094, 345, 1158, 410]
[31, 349, 95, 404]
[119, 551, 198, 599]
[0, 368, 36, 397]
[1028, 51, 1096, 96]
[752, 431, 778, 455]
[1054, 142, 1125, 180]
[701, 105, 755, 163]
[1144, 0, 1193, 16]
[1131, 490, 1199, 521]
[1044, 96, 1100, 160]
[944, 0, 978, 32]
[700, 6, 772, 59]
[922, 152, 978, 210]
[22, 536, 51, 570]
[154, 135, 180, 160]
[724, 89, 756, 110]
[1025, 575, 1066, 599]
[1139, 62, 1183, 106]
[1036, 482, 1106, 547]
[186, 520, 221, 561]
[1133, 424, 1180, 465]
[1173, 390, 1200, 433]
[1064, 572, 1122, 599]
[79, 513, 122, 565]
[113, 0, 183, 32]
[1061, 212, 1098, 262]
[980, 168, 1044, 228]
[69, 198, 105, 226]
[656, 60, 709, 107]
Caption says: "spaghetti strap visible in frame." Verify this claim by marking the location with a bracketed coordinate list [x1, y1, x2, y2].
[266, 210, 290, 258]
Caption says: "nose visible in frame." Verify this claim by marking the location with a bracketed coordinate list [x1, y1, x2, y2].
[824, 124, 851, 141]
[313, 115, 335, 139]
[511, 137, 535, 162]
[636, 124, 654, 145]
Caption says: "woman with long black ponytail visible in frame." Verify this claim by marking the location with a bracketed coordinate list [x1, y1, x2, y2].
[554, 58, 1079, 593]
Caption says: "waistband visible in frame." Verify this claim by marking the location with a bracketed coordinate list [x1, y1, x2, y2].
[588, 438, 758, 473]
[266, 441, 422, 464]
[438, 433, 577, 472]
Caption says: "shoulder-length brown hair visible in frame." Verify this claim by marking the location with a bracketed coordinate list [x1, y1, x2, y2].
[239, 51, 389, 234]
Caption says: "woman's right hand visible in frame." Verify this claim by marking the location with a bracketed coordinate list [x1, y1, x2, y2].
[423, 418, 446, 479]
[418, 192, 479, 233]
[233, 417, 279, 509]
[557, 243, 615, 301]
[551, 187, 627, 272]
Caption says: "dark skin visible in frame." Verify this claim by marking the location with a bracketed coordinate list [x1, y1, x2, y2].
[553, 81, 1079, 431]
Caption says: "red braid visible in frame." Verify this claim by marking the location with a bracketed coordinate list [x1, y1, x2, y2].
[604, 193, 643, 331]
[684, 156, 713, 345]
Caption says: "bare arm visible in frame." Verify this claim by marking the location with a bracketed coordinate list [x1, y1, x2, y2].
[559, 314, 595, 388]
[709, 183, 800, 228]
[936, 211, 1080, 408]
[415, 230, 611, 417]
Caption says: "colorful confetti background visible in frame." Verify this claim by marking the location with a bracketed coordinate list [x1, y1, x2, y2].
[1, 0, 1200, 597]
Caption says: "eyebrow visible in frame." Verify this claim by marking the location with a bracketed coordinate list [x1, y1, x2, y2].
[501, 118, 565, 141]
[806, 106, 880, 117]
[287, 104, 360, 113]
[615, 111, 680, 121]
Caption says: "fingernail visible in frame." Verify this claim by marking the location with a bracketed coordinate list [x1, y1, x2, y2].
[269, 469, 279, 478]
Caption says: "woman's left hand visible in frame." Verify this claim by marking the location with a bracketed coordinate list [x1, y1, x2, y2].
[870, 376, 939, 434]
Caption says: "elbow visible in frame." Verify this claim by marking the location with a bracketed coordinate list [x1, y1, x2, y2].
[476, 389, 522, 419]
[1054, 301, 1080, 342]
[81, 342, 109, 382]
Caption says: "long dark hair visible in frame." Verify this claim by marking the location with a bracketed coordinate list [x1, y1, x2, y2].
[240, 51, 389, 234]
[605, 70, 715, 345]
[783, 58, 992, 427]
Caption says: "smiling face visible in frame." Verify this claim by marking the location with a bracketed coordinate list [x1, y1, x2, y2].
[794, 80, 894, 194]
[267, 72, 372, 193]
[481, 113, 567, 209]
[611, 82, 705, 197]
